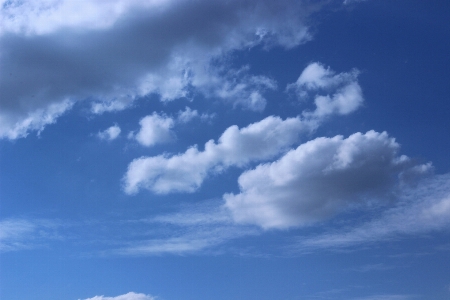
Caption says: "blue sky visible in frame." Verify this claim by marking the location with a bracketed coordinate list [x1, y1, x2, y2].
[1, 0, 450, 299]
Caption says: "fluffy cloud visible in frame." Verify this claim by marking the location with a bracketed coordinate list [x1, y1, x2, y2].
[224, 131, 432, 229]
[81, 292, 156, 300]
[0, 0, 323, 139]
[123, 61, 364, 194]
[123, 115, 312, 194]
[177, 107, 199, 123]
[98, 124, 121, 141]
[133, 113, 175, 147]
[287, 62, 363, 117]
[300, 173, 450, 249]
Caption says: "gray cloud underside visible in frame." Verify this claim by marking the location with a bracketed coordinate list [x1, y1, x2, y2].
[298, 173, 450, 249]
[224, 130, 433, 229]
[0, 0, 323, 139]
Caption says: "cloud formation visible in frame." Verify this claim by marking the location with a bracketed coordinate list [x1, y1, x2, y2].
[224, 131, 432, 229]
[287, 62, 363, 117]
[0, 218, 60, 252]
[123, 62, 363, 194]
[0, 0, 323, 139]
[133, 113, 175, 147]
[300, 173, 450, 249]
[98, 125, 121, 141]
[123, 115, 312, 194]
[81, 292, 156, 300]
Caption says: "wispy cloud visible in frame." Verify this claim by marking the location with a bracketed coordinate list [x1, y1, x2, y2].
[111, 203, 259, 256]
[297, 173, 450, 250]
[0, 218, 62, 252]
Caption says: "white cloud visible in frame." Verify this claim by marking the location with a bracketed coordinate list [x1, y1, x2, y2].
[81, 292, 156, 300]
[0, 99, 73, 139]
[133, 113, 175, 147]
[224, 131, 432, 229]
[286, 62, 363, 117]
[123, 64, 366, 195]
[97, 124, 121, 141]
[0, 0, 170, 36]
[123, 115, 313, 194]
[299, 173, 450, 249]
[177, 107, 199, 123]
[1, 0, 321, 139]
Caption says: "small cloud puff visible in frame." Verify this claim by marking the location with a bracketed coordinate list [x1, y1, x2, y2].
[81, 292, 156, 300]
[224, 130, 431, 229]
[287, 62, 363, 117]
[97, 124, 121, 141]
[133, 113, 175, 147]
[177, 107, 215, 123]
[177, 107, 199, 123]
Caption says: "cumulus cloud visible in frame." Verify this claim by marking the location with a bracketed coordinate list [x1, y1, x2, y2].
[132, 113, 175, 147]
[0, 0, 323, 139]
[97, 124, 121, 141]
[299, 173, 450, 249]
[286, 62, 363, 117]
[123, 115, 313, 194]
[123, 61, 365, 195]
[224, 131, 432, 229]
[81, 292, 156, 300]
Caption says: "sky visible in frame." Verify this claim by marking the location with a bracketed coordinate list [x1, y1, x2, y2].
[1, 0, 450, 299]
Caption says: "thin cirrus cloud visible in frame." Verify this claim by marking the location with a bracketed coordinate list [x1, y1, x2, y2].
[0, 0, 323, 140]
[80, 292, 156, 300]
[123, 62, 364, 194]
[223, 130, 433, 229]
[0, 218, 61, 252]
[111, 201, 258, 256]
